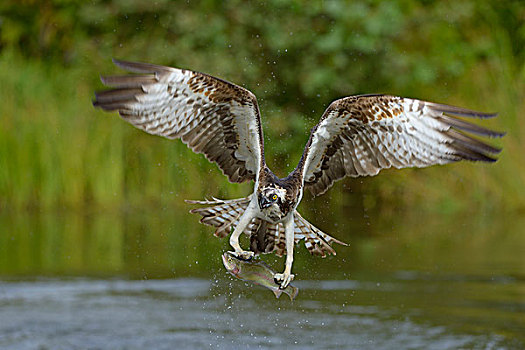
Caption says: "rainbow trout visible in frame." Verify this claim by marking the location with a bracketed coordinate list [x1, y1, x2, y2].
[222, 251, 299, 300]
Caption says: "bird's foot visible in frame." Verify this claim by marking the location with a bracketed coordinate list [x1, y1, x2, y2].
[274, 272, 294, 289]
[230, 249, 254, 261]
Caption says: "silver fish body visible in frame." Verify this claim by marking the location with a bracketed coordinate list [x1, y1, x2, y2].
[222, 251, 299, 300]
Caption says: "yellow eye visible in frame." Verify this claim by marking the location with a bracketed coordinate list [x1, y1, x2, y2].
[272, 194, 278, 200]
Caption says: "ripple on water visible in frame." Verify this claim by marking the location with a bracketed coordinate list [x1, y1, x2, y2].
[0, 277, 523, 349]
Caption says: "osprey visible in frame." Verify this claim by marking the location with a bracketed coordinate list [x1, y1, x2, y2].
[93, 59, 503, 288]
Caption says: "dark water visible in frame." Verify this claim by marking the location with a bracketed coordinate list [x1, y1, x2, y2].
[1, 207, 524, 349]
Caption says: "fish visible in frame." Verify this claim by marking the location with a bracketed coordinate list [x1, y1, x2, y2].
[221, 251, 299, 300]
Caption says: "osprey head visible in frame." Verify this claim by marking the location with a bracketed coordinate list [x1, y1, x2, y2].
[258, 186, 286, 211]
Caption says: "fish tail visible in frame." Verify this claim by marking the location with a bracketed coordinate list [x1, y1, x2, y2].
[287, 285, 299, 301]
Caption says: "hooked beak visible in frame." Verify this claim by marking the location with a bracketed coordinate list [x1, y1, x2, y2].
[258, 195, 272, 209]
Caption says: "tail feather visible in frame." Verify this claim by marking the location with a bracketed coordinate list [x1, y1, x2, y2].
[186, 197, 251, 237]
[187, 197, 347, 258]
[268, 211, 347, 257]
[248, 218, 277, 255]
[292, 211, 348, 257]
[274, 223, 287, 257]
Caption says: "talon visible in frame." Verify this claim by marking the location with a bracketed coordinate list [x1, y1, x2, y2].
[230, 250, 254, 261]
[274, 272, 294, 289]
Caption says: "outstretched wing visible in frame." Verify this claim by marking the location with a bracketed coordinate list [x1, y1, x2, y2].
[93, 59, 265, 183]
[299, 94, 504, 196]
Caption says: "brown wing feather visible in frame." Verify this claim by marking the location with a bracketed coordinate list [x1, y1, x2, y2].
[298, 95, 504, 196]
[93, 59, 265, 183]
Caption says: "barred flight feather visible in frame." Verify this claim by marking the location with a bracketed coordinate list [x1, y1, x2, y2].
[300, 95, 504, 196]
[94, 59, 265, 184]
[186, 197, 251, 238]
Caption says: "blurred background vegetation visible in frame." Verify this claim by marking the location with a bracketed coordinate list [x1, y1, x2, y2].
[0, 0, 523, 216]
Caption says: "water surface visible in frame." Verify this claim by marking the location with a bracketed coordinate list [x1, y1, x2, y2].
[0, 208, 524, 349]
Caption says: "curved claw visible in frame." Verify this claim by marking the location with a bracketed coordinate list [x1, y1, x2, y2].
[230, 250, 254, 261]
[274, 272, 295, 289]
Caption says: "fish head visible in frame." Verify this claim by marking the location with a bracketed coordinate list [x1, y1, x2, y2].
[222, 252, 241, 275]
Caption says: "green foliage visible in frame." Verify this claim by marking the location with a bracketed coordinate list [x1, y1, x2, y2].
[0, 0, 523, 213]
